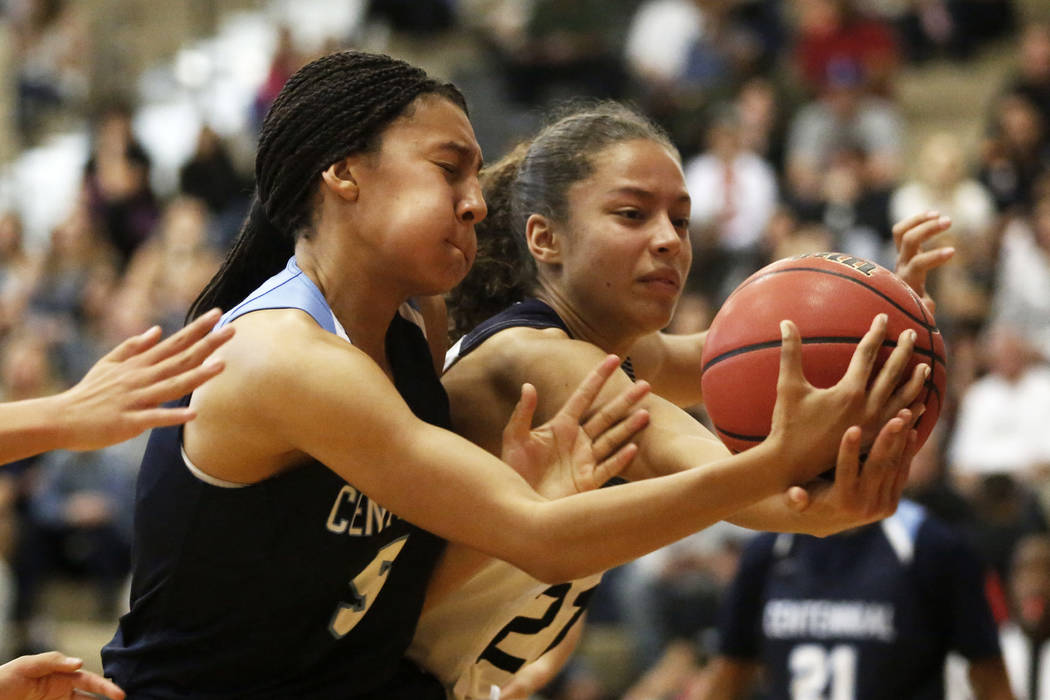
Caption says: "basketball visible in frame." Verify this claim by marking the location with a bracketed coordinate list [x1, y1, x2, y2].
[700, 252, 947, 454]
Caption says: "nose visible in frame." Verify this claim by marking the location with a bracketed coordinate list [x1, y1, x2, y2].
[651, 216, 683, 256]
[457, 179, 487, 224]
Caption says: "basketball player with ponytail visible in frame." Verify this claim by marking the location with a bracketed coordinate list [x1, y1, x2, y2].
[101, 54, 919, 699]
[411, 103, 951, 699]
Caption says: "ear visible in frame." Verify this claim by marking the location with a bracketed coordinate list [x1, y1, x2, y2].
[320, 158, 359, 202]
[525, 214, 561, 264]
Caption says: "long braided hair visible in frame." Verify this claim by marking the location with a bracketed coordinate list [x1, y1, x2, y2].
[188, 50, 466, 320]
[447, 101, 676, 339]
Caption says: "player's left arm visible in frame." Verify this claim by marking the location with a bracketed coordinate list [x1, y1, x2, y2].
[967, 657, 1015, 700]
[498, 616, 586, 700]
[627, 330, 706, 409]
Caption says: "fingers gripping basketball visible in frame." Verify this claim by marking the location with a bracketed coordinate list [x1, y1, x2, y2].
[700, 252, 947, 454]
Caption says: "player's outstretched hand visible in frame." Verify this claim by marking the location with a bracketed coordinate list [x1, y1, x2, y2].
[501, 355, 650, 498]
[782, 408, 921, 536]
[893, 211, 955, 314]
[769, 315, 926, 486]
[0, 651, 125, 700]
[57, 308, 235, 451]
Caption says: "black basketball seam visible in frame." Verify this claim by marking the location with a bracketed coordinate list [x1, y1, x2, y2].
[702, 337, 944, 372]
[714, 426, 766, 443]
[730, 265, 938, 332]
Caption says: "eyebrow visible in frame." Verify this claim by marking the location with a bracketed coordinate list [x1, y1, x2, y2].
[607, 186, 691, 206]
[436, 141, 484, 173]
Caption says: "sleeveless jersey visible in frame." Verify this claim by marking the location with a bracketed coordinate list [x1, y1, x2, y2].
[717, 500, 1002, 700]
[102, 258, 448, 699]
[411, 299, 607, 700]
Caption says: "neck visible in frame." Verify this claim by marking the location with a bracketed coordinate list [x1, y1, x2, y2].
[295, 239, 402, 371]
[534, 283, 645, 358]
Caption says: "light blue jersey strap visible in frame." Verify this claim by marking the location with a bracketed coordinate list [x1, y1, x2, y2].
[218, 257, 345, 339]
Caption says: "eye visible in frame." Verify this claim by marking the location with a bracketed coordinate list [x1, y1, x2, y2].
[436, 162, 458, 176]
[673, 217, 691, 231]
[615, 208, 645, 221]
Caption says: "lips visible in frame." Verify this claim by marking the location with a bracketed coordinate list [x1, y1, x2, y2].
[638, 269, 682, 291]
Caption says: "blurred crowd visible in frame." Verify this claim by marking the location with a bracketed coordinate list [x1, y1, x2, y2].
[1, 0, 1050, 698]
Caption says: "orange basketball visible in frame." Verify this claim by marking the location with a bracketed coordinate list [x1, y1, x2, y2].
[700, 252, 947, 454]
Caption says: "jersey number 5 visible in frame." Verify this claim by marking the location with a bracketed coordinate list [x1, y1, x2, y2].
[329, 535, 408, 638]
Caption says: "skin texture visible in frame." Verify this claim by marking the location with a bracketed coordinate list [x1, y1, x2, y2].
[0, 652, 126, 700]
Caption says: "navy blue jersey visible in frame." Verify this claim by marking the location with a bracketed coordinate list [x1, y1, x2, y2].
[103, 258, 447, 699]
[446, 298, 635, 380]
[718, 500, 1001, 699]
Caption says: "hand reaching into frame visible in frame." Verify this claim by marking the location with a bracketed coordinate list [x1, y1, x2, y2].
[0, 308, 234, 464]
[0, 651, 125, 700]
[893, 211, 956, 315]
[501, 355, 651, 498]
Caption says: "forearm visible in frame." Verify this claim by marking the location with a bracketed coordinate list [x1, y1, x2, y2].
[520, 441, 785, 582]
[0, 395, 74, 464]
[728, 494, 810, 534]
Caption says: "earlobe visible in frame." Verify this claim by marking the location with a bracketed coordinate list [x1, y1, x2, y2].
[525, 214, 561, 263]
[321, 159, 359, 202]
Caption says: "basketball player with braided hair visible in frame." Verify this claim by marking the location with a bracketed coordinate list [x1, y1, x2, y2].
[102, 54, 918, 699]
[412, 103, 951, 699]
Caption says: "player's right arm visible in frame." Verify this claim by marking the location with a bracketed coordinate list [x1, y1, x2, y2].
[187, 309, 909, 583]
[446, 315, 924, 537]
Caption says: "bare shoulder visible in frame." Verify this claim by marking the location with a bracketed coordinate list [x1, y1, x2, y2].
[185, 309, 375, 482]
[445, 325, 600, 397]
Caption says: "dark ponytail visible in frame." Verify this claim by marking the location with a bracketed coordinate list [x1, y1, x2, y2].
[188, 50, 466, 320]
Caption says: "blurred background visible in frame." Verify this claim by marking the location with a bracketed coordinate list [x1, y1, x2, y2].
[0, 0, 1049, 697]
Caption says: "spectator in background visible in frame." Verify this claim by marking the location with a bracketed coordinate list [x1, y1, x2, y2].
[488, 0, 633, 107]
[948, 324, 1050, 583]
[14, 432, 140, 638]
[82, 103, 160, 268]
[890, 133, 997, 246]
[122, 197, 222, 333]
[993, 190, 1050, 362]
[10, 0, 89, 145]
[735, 76, 788, 174]
[0, 331, 60, 658]
[806, 142, 893, 265]
[251, 26, 305, 133]
[0, 212, 39, 337]
[27, 198, 120, 382]
[178, 126, 251, 246]
[1000, 533, 1050, 699]
[949, 324, 1050, 497]
[791, 0, 899, 99]
[785, 57, 904, 205]
[1003, 22, 1050, 127]
[980, 92, 1050, 216]
[178, 127, 251, 248]
[616, 523, 753, 700]
[624, 0, 775, 157]
[684, 102, 778, 303]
